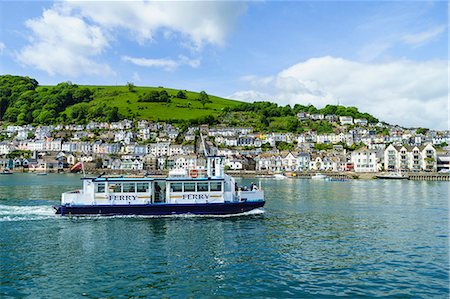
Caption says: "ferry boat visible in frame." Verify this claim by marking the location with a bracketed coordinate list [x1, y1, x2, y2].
[54, 156, 265, 216]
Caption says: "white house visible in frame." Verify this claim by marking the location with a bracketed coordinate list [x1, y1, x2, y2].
[351, 148, 379, 172]
[339, 116, 354, 125]
[354, 118, 368, 126]
[384, 143, 437, 172]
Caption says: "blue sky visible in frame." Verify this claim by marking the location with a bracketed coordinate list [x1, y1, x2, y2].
[0, 1, 448, 129]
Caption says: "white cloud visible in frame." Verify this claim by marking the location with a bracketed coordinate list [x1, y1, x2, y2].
[231, 56, 448, 129]
[17, 1, 243, 76]
[122, 55, 200, 71]
[67, 1, 246, 49]
[16, 5, 112, 77]
[402, 25, 446, 47]
[0, 42, 5, 54]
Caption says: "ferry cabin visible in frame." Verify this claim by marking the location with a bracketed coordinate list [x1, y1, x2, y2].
[62, 177, 233, 206]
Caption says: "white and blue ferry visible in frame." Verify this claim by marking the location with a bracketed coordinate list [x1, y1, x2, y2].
[55, 156, 265, 216]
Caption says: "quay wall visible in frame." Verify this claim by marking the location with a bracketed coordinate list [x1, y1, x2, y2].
[7, 168, 450, 181]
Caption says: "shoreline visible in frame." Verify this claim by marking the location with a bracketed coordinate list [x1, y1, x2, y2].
[6, 169, 450, 181]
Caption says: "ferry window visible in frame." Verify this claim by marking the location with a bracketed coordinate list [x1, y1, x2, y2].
[109, 183, 122, 193]
[123, 183, 135, 193]
[137, 183, 149, 193]
[171, 183, 183, 192]
[184, 182, 195, 192]
[210, 182, 222, 192]
[96, 183, 105, 193]
[197, 182, 209, 192]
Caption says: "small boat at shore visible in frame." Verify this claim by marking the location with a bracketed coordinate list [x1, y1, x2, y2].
[54, 156, 265, 216]
[1, 168, 13, 175]
[311, 173, 328, 180]
[376, 172, 408, 180]
[273, 173, 287, 179]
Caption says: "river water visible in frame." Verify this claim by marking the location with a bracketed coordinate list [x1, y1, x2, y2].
[0, 174, 448, 298]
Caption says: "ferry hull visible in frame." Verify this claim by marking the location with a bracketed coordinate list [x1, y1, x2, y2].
[54, 201, 265, 216]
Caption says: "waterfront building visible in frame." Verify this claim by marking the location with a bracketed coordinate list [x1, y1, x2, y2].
[350, 148, 380, 172]
[384, 144, 437, 172]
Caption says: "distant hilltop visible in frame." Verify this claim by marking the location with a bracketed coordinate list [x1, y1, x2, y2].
[0, 74, 383, 132]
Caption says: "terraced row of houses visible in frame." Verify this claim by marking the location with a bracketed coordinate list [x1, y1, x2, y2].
[0, 120, 448, 173]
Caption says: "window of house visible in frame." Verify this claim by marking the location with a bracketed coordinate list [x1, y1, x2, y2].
[96, 183, 105, 193]
[184, 183, 195, 192]
[197, 182, 209, 192]
[123, 183, 135, 193]
[171, 183, 183, 192]
[210, 182, 222, 192]
[137, 183, 149, 193]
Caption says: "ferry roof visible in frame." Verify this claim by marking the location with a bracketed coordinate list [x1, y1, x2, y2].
[83, 176, 224, 182]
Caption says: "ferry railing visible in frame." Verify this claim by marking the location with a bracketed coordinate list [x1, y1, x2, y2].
[237, 190, 264, 202]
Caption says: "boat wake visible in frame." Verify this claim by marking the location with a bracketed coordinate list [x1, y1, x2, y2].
[0, 204, 56, 222]
[68, 208, 266, 220]
[0, 205, 265, 222]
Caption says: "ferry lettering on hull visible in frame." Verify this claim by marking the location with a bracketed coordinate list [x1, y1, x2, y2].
[182, 194, 209, 200]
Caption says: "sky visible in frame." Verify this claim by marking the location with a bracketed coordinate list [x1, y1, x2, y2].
[0, 1, 448, 130]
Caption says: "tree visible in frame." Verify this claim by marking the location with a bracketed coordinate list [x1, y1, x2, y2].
[416, 127, 429, 135]
[176, 90, 187, 99]
[199, 91, 211, 108]
[126, 82, 135, 92]
[107, 106, 120, 122]
[159, 90, 170, 102]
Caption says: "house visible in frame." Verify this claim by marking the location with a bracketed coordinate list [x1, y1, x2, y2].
[325, 114, 338, 123]
[0, 158, 14, 169]
[296, 112, 310, 121]
[354, 118, 368, 126]
[169, 144, 184, 156]
[172, 155, 198, 170]
[238, 137, 256, 147]
[384, 143, 437, 171]
[281, 152, 298, 171]
[350, 148, 380, 172]
[0, 142, 15, 155]
[149, 143, 170, 157]
[255, 154, 282, 172]
[225, 158, 244, 170]
[223, 137, 238, 147]
[310, 114, 325, 121]
[297, 153, 311, 171]
[184, 133, 196, 142]
[310, 155, 324, 171]
[339, 116, 353, 125]
[120, 159, 144, 170]
[142, 154, 157, 171]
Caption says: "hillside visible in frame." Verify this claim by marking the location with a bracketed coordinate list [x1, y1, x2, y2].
[63, 85, 243, 123]
[0, 75, 379, 132]
[0, 75, 241, 125]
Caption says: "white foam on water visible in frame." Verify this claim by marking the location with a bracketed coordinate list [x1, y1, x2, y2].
[0, 204, 265, 222]
[0, 204, 56, 222]
[64, 208, 266, 220]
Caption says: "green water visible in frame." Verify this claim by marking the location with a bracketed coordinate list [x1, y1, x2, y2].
[0, 174, 448, 298]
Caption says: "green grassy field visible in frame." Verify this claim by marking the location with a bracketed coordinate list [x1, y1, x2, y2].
[60, 85, 242, 121]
